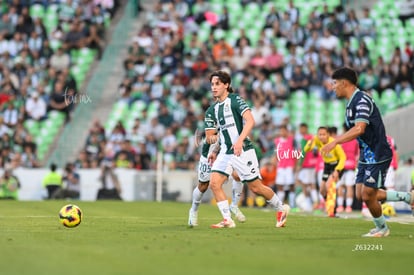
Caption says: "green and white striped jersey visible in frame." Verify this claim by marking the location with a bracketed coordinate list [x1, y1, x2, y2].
[204, 94, 253, 154]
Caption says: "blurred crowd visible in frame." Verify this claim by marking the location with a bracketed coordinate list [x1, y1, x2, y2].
[0, 0, 118, 169]
[73, 0, 412, 170]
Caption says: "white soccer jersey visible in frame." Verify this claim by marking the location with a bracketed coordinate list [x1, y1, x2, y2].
[204, 94, 253, 154]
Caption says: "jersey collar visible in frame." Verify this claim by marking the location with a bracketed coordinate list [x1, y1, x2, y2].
[347, 88, 360, 107]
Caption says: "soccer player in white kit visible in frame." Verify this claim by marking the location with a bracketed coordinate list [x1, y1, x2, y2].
[204, 70, 289, 228]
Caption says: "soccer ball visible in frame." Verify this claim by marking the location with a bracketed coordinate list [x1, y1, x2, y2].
[255, 196, 266, 207]
[381, 203, 396, 217]
[59, 204, 82, 228]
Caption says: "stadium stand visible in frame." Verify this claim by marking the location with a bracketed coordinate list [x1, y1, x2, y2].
[0, 0, 119, 169]
[69, 0, 413, 170]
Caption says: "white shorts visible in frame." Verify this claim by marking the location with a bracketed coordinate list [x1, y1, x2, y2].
[276, 167, 295, 186]
[337, 170, 356, 187]
[198, 155, 233, 183]
[298, 168, 316, 185]
[211, 149, 261, 182]
[384, 167, 395, 189]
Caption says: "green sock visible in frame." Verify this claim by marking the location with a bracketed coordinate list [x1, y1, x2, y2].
[373, 216, 387, 229]
[386, 190, 411, 203]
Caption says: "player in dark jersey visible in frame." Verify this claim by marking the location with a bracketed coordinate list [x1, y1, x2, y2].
[321, 67, 414, 237]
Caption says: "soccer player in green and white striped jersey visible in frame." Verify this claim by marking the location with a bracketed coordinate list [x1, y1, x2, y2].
[205, 70, 290, 228]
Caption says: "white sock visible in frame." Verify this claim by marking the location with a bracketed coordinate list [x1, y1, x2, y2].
[231, 179, 243, 208]
[267, 194, 283, 211]
[337, 196, 344, 208]
[277, 190, 285, 204]
[217, 200, 232, 220]
[289, 192, 295, 208]
[346, 198, 353, 208]
[191, 187, 203, 212]
[311, 189, 318, 204]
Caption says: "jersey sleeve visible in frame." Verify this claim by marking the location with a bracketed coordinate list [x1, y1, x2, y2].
[204, 105, 216, 130]
[354, 94, 373, 124]
[232, 95, 250, 116]
[304, 138, 316, 153]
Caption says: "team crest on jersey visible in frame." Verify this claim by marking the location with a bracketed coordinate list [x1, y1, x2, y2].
[224, 104, 230, 112]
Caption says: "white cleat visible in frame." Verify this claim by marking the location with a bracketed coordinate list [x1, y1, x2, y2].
[276, 204, 290, 228]
[362, 227, 390, 237]
[210, 219, 236, 229]
[188, 209, 198, 227]
[230, 206, 246, 223]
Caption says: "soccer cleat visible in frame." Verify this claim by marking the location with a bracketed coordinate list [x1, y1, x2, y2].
[336, 206, 344, 213]
[345, 206, 352, 213]
[210, 219, 236, 229]
[362, 227, 390, 237]
[230, 206, 246, 223]
[276, 204, 290, 228]
[188, 209, 198, 227]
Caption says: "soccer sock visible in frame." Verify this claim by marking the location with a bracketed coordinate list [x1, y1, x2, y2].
[217, 200, 232, 220]
[373, 215, 387, 229]
[267, 194, 283, 211]
[191, 187, 203, 212]
[346, 198, 353, 208]
[277, 191, 285, 204]
[337, 196, 344, 208]
[288, 192, 295, 208]
[386, 190, 411, 203]
[231, 179, 243, 208]
[311, 189, 318, 204]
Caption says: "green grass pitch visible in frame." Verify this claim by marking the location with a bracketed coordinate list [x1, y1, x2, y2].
[0, 201, 412, 275]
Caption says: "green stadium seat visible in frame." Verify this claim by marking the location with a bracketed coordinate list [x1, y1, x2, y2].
[50, 39, 62, 51]
[213, 28, 226, 40]
[24, 119, 40, 136]
[399, 88, 414, 106]
[78, 48, 96, 64]
[208, 2, 223, 15]
[370, 89, 381, 104]
[43, 13, 59, 34]
[380, 89, 399, 113]
[30, 4, 45, 19]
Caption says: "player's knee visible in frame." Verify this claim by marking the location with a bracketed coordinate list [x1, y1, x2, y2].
[247, 181, 262, 194]
[198, 182, 209, 193]
[361, 190, 375, 202]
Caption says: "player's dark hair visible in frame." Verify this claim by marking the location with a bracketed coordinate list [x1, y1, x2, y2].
[317, 126, 329, 132]
[332, 67, 358, 85]
[209, 70, 234, 93]
[50, 163, 57, 171]
[299, 123, 308, 128]
[328, 126, 337, 135]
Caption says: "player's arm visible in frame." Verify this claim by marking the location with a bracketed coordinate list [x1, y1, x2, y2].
[233, 109, 254, 156]
[334, 121, 367, 145]
[303, 137, 317, 153]
[205, 129, 219, 144]
[321, 122, 366, 155]
[204, 105, 218, 144]
[239, 109, 255, 144]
